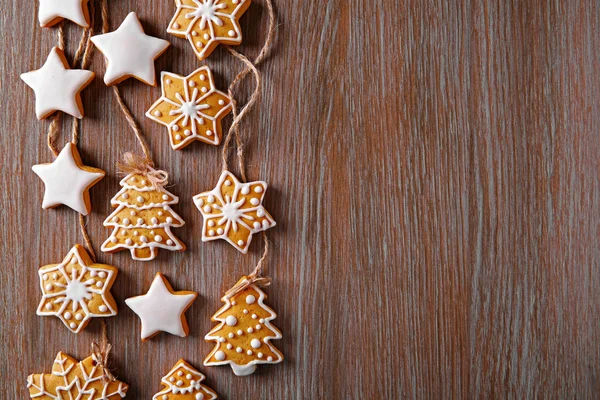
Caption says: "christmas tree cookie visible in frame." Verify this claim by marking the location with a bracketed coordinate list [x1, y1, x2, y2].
[204, 276, 283, 376]
[153, 359, 217, 399]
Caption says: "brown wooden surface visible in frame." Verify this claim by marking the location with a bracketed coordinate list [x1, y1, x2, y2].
[2, 0, 600, 398]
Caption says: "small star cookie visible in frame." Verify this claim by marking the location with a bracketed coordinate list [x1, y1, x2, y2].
[27, 352, 128, 399]
[126, 273, 198, 341]
[193, 170, 276, 254]
[167, 0, 251, 60]
[91, 12, 170, 86]
[38, 0, 90, 28]
[153, 359, 217, 400]
[36, 245, 119, 334]
[146, 67, 232, 150]
[21, 47, 95, 119]
[32, 143, 105, 215]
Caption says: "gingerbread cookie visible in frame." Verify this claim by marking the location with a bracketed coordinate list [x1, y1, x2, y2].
[153, 359, 217, 399]
[204, 276, 283, 376]
[32, 143, 105, 215]
[21, 47, 95, 119]
[126, 273, 197, 341]
[167, 0, 251, 60]
[101, 173, 186, 261]
[91, 12, 170, 86]
[193, 170, 276, 254]
[146, 67, 232, 150]
[28, 351, 128, 399]
[38, 0, 90, 28]
[36, 245, 118, 333]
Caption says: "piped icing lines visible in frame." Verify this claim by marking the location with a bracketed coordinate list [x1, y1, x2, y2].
[204, 277, 283, 376]
[126, 273, 198, 341]
[167, 0, 251, 60]
[20, 47, 95, 119]
[91, 12, 170, 86]
[101, 173, 186, 261]
[152, 359, 217, 400]
[32, 143, 105, 215]
[193, 170, 275, 254]
[38, 0, 90, 28]
[146, 67, 232, 150]
[27, 352, 128, 399]
[36, 245, 118, 334]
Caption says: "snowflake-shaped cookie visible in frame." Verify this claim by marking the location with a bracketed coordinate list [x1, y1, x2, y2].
[146, 67, 232, 150]
[167, 0, 251, 60]
[36, 245, 118, 333]
[193, 170, 276, 253]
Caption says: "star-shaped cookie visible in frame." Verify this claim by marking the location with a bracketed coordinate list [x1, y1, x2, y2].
[91, 12, 170, 86]
[167, 0, 251, 60]
[32, 143, 105, 215]
[38, 0, 90, 28]
[193, 170, 276, 253]
[21, 47, 95, 119]
[126, 273, 198, 341]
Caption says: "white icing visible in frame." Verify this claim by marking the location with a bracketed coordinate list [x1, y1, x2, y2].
[251, 339, 261, 348]
[91, 12, 170, 86]
[225, 315, 237, 326]
[38, 0, 89, 27]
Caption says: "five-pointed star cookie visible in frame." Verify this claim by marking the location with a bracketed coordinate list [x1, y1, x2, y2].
[193, 170, 276, 254]
[126, 273, 198, 341]
[146, 66, 232, 150]
[36, 245, 119, 334]
[38, 0, 90, 28]
[91, 12, 170, 86]
[21, 47, 95, 119]
[167, 0, 251, 60]
[32, 143, 105, 215]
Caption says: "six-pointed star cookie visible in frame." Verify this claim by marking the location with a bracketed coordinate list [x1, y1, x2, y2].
[36, 245, 119, 334]
[193, 170, 276, 254]
[126, 273, 198, 341]
[38, 0, 90, 28]
[21, 47, 95, 119]
[32, 143, 105, 215]
[167, 0, 251, 60]
[91, 12, 170, 86]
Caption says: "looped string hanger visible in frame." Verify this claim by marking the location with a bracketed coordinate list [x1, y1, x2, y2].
[224, 234, 271, 298]
[91, 321, 116, 383]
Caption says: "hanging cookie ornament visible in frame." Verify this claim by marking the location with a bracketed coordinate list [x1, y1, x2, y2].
[38, 0, 90, 28]
[152, 359, 217, 399]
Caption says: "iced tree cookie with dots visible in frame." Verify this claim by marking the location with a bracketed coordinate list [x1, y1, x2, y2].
[101, 173, 186, 261]
[21, 47, 95, 119]
[126, 273, 198, 341]
[167, 0, 251, 60]
[204, 276, 283, 376]
[153, 359, 217, 400]
[32, 143, 105, 215]
[91, 12, 170, 86]
[193, 170, 276, 254]
[146, 67, 232, 150]
[27, 351, 128, 399]
[36, 245, 119, 333]
[38, 0, 90, 28]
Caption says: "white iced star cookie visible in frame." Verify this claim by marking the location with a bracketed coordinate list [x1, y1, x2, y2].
[91, 12, 170, 86]
[32, 143, 105, 215]
[21, 47, 95, 119]
[126, 273, 198, 341]
[38, 0, 90, 28]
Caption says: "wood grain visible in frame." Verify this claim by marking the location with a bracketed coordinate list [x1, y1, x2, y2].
[1, 0, 600, 398]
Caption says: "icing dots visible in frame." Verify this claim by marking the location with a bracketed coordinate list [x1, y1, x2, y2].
[152, 359, 217, 399]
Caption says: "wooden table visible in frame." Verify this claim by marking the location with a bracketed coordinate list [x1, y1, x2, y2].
[2, 0, 599, 398]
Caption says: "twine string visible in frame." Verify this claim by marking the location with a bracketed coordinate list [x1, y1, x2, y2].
[91, 321, 116, 383]
[224, 233, 271, 298]
[117, 152, 169, 190]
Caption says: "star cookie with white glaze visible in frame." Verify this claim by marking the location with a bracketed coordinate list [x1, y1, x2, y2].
[193, 170, 276, 254]
[152, 359, 217, 400]
[36, 245, 119, 334]
[167, 0, 251, 60]
[146, 67, 232, 150]
[32, 143, 105, 215]
[126, 273, 197, 341]
[38, 0, 90, 28]
[21, 47, 95, 119]
[91, 12, 170, 86]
